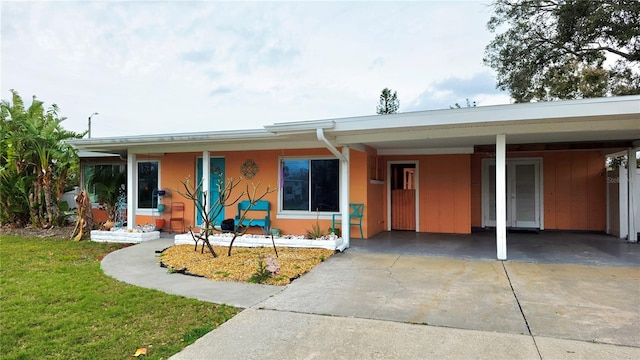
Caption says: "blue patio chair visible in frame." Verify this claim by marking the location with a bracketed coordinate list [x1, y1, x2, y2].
[332, 203, 364, 239]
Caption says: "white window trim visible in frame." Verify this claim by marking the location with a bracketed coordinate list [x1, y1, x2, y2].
[136, 159, 160, 215]
[277, 156, 341, 218]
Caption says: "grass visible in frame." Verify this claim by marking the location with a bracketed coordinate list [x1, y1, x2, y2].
[0, 235, 238, 360]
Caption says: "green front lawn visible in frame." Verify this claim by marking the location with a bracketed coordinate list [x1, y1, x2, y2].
[0, 236, 238, 360]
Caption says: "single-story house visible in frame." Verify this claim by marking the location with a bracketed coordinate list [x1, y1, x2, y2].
[70, 95, 640, 259]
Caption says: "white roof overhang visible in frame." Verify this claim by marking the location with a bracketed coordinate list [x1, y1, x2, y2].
[70, 95, 640, 156]
[70, 128, 323, 155]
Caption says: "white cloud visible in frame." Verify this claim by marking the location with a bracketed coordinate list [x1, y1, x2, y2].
[405, 71, 511, 111]
[1, 1, 510, 137]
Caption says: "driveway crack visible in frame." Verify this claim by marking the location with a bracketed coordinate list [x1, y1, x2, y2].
[386, 254, 404, 292]
[501, 261, 542, 360]
[371, 255, 404, 318]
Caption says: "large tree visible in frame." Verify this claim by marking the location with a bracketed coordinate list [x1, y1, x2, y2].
[484, 0, 640, 102]
[0, 90, 84, 227]
[376, 88, 400, 114]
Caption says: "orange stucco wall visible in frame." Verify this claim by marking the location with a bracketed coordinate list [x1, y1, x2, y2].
[470, 150, 606, 231]
[131, 148, 604, 236]
[365, 147, 386, 237]
[382, 154, 472, 234]
[136, 148, 379, 237]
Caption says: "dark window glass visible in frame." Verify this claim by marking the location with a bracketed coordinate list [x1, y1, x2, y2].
[310, 159, 339, 212]
[137, 161, 158, 209]
[281, 159, 339, 212]
[282, 159, 309, 211]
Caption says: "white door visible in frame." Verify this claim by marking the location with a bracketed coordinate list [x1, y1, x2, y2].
[483, 159, 542, 229]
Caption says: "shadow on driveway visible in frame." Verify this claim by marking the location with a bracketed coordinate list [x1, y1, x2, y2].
[350, 230, 640, 267]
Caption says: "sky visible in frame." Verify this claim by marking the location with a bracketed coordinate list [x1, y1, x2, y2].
[1, 1, 512, 138]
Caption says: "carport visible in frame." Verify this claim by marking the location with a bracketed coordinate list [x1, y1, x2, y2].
[324, 95, 639, 259]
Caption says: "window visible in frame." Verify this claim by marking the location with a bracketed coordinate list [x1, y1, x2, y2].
[137, 161, 159, 209]
[82, 163, 126, 204]
[391, 164, 416, 190]
[281, 158, 339, 212]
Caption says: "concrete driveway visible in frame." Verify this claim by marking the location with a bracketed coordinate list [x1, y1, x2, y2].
[257, 252, 639, 346]
[171, 251, 639, 359]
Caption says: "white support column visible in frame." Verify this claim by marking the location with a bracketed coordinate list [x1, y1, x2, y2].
[341, 147, 350, 248]
[202, 151, 210, 220]
[628, 148, 637, 243]
[126, 152, 136, 230]
[496, 134, 507, 260]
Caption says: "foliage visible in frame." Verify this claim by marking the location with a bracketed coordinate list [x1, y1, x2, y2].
[484, 0, 640, 102]
[306, 222, 324, 239]
[0, 166, 32, 225]
[450, 98, 477, 109]
[0, 235, 238, 359]
[86, 165, 126, 222]
[608, 154, 640, 169]
[0, 90, 84, 227]
[376, 87, 400, 114]
[306, 210, 324, 239]
[177, 176, 275, 257]
[247, 260, 272, 284]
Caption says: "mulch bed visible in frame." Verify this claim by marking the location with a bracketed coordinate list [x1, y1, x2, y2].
[159, 245, 335, 286]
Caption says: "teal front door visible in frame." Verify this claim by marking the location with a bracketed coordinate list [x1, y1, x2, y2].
[196, 157, 225, 226]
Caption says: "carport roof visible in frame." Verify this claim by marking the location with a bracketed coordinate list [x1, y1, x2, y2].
[69, 95, 640, 156]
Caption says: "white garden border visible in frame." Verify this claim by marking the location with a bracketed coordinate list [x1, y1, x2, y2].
[174, 232, 346, 251]
[90, 230, 160, 243]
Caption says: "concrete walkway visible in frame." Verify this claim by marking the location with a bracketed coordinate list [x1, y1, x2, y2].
[101, 239, 640, 359]
[101, 239, 283, 308]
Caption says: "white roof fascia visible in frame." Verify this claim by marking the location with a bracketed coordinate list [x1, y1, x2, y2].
[334, 117, 640, 145]
[325, 95, 640, 133]
[69, 95, 639, 153]
[126, 139, 329, 154]
[378, 147, 475, 155]
[68, 128, 275, 148]
[264, 120, 335, 134]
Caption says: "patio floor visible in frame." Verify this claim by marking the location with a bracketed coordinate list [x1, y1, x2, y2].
[350, 230, 640, 267]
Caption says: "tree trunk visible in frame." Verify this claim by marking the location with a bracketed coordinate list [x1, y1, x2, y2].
[28, 191, 38, 226]
[42, 167, 54, 227]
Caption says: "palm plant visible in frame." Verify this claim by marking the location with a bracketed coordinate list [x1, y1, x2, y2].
[0, 89, 84, 227]
[0, 166, 33, 225]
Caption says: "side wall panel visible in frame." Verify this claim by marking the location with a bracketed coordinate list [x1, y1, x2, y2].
[470, 150, 606, 231]
[366, 147, 387, 237]
[385, 154, 471, 234]
[349, 149, 369, 238]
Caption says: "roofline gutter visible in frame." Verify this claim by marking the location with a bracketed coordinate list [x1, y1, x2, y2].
[317, 128, 346, 162]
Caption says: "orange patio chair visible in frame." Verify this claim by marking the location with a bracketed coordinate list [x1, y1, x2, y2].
[169, 202, 185, 233]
